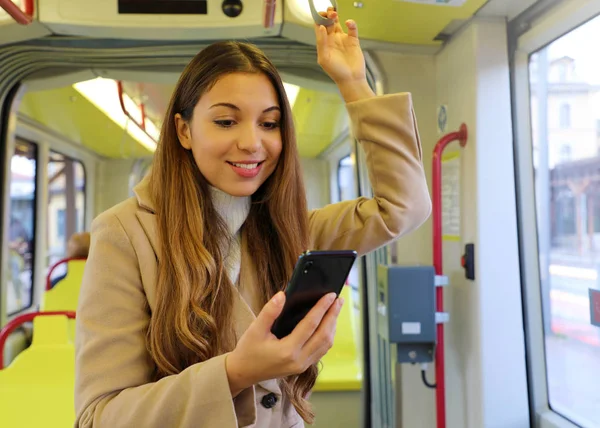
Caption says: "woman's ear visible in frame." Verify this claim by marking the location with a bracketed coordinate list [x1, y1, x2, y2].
[174, 113, 192, 150]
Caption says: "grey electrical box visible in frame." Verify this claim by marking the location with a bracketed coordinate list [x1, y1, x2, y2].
[377, 265, 436, 363]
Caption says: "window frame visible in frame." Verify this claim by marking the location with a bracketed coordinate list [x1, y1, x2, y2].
[323, 129, 352, 204]
[47, 148, 88, 267]
[1, 110, 98, 322]
[511, 2, 600, 427]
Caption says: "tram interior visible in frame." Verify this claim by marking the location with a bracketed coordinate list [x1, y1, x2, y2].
[1, 0, 600, 428]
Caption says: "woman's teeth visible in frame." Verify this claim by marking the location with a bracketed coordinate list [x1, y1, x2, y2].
[232, 163, 258, 169]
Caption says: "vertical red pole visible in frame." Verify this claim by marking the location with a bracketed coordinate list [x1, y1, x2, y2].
[431, 124, 467, 428]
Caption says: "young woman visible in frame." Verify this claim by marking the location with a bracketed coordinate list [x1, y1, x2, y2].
[74, 8, 431, 428]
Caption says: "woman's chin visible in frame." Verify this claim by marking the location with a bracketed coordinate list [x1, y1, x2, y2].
[216, 181, 262, 198]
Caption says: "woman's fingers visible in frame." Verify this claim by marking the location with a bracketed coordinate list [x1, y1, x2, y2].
[314, 21, 328, 52]
[317, 7, 342, 35]
[300, 297, 344, 361]
[282, 293, 337, 347]
[345, 19, 358, 39]
[254, 291, 286, 335]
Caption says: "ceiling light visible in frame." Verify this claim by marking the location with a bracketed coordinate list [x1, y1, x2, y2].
[283, 82, 300, 108]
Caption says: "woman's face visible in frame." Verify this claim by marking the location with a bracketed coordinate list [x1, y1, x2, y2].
[175, 72, 283, 197]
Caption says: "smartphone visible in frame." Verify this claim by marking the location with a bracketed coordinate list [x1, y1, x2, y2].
[270, 250, 357, 339]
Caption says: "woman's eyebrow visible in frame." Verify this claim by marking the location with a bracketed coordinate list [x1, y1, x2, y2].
[209, 103, 280, 113]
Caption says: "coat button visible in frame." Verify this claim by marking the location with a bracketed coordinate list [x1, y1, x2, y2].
[261, 393, 278, 409]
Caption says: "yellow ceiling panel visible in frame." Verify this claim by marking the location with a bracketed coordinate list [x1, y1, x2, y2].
[17, 84, 347, 160]
[335, 0, 488, 45]
[18, 86, 153, 159]
[293, 88, 347, 158]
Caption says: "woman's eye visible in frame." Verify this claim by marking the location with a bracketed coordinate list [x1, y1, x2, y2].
[214, 120, 235, 128]
[262, 122, 280, 130]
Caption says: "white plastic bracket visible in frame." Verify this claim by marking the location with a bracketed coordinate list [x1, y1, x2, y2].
[435, 275, 449, 287]
[436, 312, 450, 324]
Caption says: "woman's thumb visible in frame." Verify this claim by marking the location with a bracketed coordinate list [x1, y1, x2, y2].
[255, 291, 285, 331]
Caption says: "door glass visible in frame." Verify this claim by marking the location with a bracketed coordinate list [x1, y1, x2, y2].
[529, 14, 600, 427]
[47, 151, 86, 286]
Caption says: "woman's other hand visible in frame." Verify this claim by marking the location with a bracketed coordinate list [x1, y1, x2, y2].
[314, 7, 365, 86]
[225, 291, 344, 396]
[314, 7, 375, 103]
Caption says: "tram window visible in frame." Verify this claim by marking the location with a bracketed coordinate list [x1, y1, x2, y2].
[529, 14, 600, 428]
[7, 139, 37, 315]
[47, 151, 86, 281]
[337, 154, 357, 201]
[337, 153, 358, 293]
[336, 153, 362, 355]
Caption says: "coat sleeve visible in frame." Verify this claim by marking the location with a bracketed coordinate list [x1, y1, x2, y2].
[308, 93, 431, 255]
[74, 210, 256, 427]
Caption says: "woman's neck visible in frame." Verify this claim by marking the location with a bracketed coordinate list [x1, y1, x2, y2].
[208, 185, 251, 237]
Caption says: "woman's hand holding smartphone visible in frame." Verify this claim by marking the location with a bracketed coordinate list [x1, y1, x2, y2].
[225, 291, 344, 397]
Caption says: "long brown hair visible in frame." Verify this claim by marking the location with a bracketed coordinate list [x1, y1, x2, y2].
[147, 41, 317, 422]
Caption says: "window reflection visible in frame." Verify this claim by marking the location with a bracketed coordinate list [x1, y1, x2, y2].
[338, 154, 357, 201]
[530, 14, 600, 427]
[337, 153, 362, 363]
[8, 139, 37, 315]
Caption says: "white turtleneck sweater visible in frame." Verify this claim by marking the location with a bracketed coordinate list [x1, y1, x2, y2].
[209, 186, 251, 284]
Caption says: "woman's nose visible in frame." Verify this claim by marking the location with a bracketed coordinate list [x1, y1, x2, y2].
[237, 125, 262, 153]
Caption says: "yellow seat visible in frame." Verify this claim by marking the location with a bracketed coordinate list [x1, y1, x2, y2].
[314, 286, 362, 392]
[43, 259, 86, 312]
[43, 259, 86, 339]
[0, 315, 75, 428]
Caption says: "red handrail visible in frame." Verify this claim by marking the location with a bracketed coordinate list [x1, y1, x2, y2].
[0, 311, 76, 369]
[46, 256, 87, 291]
[116, 81, 157, 144]
[432, 123, 467, 428]
[0, 0, 33, 25]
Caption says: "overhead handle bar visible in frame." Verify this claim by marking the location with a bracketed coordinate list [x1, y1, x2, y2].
[0, 0, 33, 25]
[309, 0, 337, 27]
[116, 81, 158, 145]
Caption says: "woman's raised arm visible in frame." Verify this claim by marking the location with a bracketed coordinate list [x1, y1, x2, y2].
[308, 92, 431, 254]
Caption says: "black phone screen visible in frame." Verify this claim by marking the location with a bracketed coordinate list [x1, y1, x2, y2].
[271, 250, 356, 339]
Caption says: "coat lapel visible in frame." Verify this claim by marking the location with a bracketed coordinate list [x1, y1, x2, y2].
[136, 211, 161, 260]
[133, 175, 161, 260]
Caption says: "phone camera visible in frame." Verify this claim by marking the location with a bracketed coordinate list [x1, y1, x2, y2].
[222, 0, 243, 17]
[303, 261, 313, 274]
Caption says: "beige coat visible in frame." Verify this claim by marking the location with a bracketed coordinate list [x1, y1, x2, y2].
[74, 92, 431, 428]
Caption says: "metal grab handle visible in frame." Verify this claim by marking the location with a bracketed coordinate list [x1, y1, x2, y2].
[309, 0, 337, 27]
